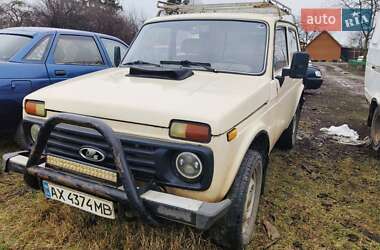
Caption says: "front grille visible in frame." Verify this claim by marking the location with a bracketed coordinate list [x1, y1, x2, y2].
[25, 119, 215, 191]
[46, 125, 159, 181]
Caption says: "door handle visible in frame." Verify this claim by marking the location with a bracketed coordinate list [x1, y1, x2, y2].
[55, 70, 66, 76]
[372, 66, 376, 70]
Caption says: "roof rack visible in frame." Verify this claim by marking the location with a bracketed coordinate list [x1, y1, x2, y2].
[157, 0, 293, 17]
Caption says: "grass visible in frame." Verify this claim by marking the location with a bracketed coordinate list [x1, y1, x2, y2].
[0, 65, 379, 249]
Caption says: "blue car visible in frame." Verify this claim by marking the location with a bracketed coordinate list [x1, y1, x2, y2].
[0, 27, 128, 138]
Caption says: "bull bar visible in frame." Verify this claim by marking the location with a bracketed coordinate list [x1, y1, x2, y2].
[2, 113, 231, 230]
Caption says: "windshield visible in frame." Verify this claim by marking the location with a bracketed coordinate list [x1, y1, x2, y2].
[0, 34, 32, 61]
[124, 20, 268, 74]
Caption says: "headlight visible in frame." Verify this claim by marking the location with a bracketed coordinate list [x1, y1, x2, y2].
[175, 152, 203, 180]
[30, 124, 41, 143]
[315, 70, 322, 77]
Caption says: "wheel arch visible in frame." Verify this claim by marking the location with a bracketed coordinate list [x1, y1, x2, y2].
[249, 130, 270, 161]
[248, 131, 270, 192]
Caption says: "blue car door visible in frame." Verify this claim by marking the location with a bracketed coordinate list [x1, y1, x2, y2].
[46, 33, 108, 83]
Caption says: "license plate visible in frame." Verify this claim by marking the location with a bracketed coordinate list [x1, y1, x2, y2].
[42, 181, 115, 219]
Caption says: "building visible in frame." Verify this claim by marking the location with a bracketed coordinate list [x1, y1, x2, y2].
[305, 31, 342, 62]
[341, 47, 366, 62]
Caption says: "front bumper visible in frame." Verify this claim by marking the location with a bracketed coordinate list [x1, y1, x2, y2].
[2, 114, 231, 230]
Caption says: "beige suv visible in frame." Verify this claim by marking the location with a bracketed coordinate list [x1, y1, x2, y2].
[2, 2, 309, 248]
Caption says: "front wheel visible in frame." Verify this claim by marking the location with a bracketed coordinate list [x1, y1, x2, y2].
[370, 106, 380, 151]
[209, 149, 264, 249]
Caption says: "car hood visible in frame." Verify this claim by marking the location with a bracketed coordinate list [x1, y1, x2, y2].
[27, 68, 270, 135]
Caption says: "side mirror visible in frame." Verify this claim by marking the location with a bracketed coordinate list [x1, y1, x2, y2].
[114, 46, 121, 67]
[283, 52, 310, 79]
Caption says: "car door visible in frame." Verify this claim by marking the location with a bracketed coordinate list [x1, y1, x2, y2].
[286, 26, 304, 101]
[271, 25, 293, 139]
[99, 37, 128, 66]
[46, 33, 108, 83]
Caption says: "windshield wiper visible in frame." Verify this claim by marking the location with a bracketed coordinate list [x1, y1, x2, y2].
[160, 60, 217, 72]
[124, 60, 161, 67]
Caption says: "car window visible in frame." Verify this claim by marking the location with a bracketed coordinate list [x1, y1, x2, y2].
[101, 38, 128, 66]
[274, 27, 289, 72]
[288, 29, 299, 59]
[0, 34, 32, 61]
[54, 35, 104, 65]
[124, 20, 268, 74]
[25, 36, 51, 61]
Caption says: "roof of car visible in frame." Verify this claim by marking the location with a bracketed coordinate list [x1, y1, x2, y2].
[146, 13, 288, 25]
[0, 27, 122, 41]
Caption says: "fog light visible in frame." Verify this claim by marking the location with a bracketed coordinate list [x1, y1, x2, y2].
[175, 152, 203, 180]
[30, 124, 41, 143]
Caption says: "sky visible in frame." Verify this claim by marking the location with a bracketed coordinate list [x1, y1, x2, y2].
[122, 0, 351, 45]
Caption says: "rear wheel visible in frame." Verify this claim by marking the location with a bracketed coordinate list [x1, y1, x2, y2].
[277, 105, 301, 150]
[370, 107, 380, 151]
[210, 149, 263, 249]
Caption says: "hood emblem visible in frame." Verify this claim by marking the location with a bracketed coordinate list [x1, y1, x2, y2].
[79, 147, 106, 163]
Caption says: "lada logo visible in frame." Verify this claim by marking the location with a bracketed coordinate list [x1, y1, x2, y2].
[79, 146, 106, 163]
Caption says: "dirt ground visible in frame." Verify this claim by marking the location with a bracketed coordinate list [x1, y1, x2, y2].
[0, 63, 379, 250]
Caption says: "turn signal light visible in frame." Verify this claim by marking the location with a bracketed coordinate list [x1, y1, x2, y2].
[170, 121, 211, 143]
[25, 100, 46, 117]
[227, 128, 238, 142]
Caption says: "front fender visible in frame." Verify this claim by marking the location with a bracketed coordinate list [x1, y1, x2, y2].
[219, 121, 269, 197]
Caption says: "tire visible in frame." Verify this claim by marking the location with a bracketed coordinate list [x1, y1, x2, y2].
[14, 123, 29, 150]
[370, 107, 380, 151]
[277, 105, 301, 150]
[209, 149, 264, 249]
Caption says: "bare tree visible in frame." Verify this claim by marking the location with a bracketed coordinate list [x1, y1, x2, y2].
[295, 15, 319, 46]
[340, 0, 379, 54]
[298, 29, 319, 44]
[0, 0, 32, 28]
[31, 0, 139, 42]
[0, 0, 140, 43]
[348, 31, 365, 48]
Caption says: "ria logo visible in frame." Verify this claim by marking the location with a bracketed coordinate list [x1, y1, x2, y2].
[79, 146, 106, 163]
[301, 8, 372, 32]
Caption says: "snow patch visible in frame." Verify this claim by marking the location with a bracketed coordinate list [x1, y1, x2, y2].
[320, 124, 367, 146]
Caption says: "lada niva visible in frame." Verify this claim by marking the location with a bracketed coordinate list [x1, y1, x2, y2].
[2, 1, 309, 248]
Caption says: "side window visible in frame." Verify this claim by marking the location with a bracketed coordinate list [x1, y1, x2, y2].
[288, 29, 299, 59]
[101, 38, 128, 66]
[274, 27, 289, 71]
[25, 36, 51, 61]
[54, 35, 104, 65]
